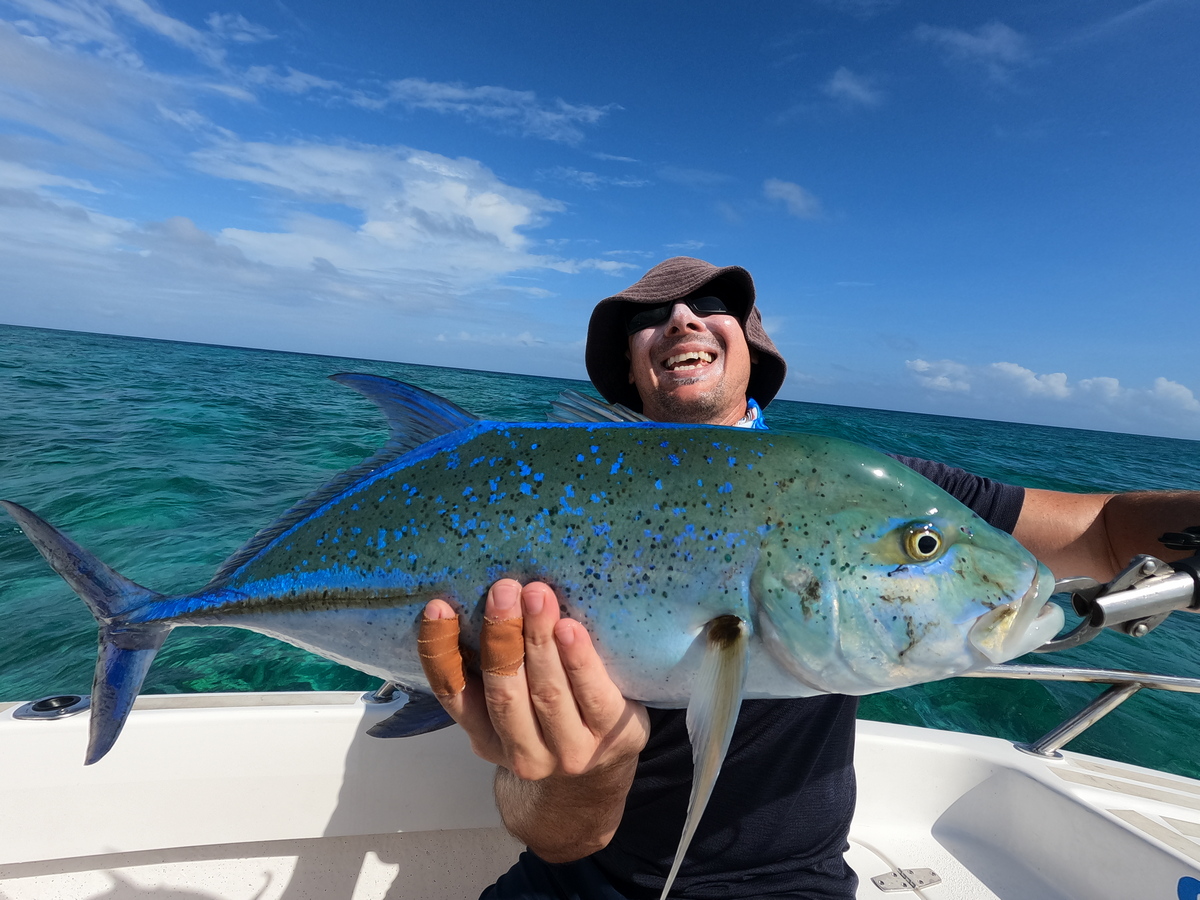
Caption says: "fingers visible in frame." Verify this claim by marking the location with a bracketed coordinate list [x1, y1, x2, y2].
[479, 580, 558, 779]
[422, 581, 649, 781]
[418, 599, 466, 696]
[515, 584, 647, 776]
[419, 598, 503, 764]
[553, 618, 632, 734]
[553, 618, 650, 772]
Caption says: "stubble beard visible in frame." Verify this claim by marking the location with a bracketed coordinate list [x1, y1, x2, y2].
[648, 375, 735, 424]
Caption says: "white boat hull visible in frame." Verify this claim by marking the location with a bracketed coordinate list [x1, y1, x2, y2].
[2, 691, 1198, 899]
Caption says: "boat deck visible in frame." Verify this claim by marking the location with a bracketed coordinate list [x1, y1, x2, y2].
[2, 692, 1197, 899]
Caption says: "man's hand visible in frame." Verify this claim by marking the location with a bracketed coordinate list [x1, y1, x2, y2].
[420, 580, 650, 860]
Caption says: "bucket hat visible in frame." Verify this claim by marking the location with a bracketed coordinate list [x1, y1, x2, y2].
[585, 256, 787, 412]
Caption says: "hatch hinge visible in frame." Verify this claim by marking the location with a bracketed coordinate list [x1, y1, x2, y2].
[870, 868, 942, 893]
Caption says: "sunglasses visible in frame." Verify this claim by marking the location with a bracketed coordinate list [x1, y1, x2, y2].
[625, 296, 732, 336]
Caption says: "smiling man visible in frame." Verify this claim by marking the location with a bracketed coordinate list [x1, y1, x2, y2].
[585, 257, 783, 427]
[422, 256, 1200, 900]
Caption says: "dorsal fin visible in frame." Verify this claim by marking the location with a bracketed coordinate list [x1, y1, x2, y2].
[549, 389, 650, 424]
[332, 373, 479, 458]
[208, 375, 478, 585]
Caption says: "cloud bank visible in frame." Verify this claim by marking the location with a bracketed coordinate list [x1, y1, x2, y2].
[907, 358, 1200, 437]
[0, 0, 634, 378]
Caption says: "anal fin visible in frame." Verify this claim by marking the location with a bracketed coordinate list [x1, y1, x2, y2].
[660, 615, 749, 900]
[366, 691, 455, 738]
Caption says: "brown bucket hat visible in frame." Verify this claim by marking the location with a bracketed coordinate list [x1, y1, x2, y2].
[585, 256, 787, 412]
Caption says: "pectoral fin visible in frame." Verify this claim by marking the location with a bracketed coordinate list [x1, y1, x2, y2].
[366, 691, 454, 738]
[660, 615, 749, 900]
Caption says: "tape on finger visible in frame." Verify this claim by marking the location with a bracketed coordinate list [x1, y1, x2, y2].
[481, 614, 525, 677]
[418, 616, 467, 697]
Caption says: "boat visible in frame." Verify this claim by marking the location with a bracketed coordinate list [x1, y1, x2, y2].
[3, 547, 1199, 899]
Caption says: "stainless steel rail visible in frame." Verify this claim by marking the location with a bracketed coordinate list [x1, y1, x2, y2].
[964, 663, 1200, 758]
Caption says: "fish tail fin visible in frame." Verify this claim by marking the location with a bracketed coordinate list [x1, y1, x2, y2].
[89, 622, 170, 764]
[1, 500, 170, 764]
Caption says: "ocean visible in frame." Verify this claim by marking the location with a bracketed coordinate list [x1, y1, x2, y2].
[2, 323, 1199, 778]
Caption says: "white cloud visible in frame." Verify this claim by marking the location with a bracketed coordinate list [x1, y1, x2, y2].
[107, 0, 221, 63]
[1074, 0, 1182, 43]
[1150, 377, 1200, 412]
[0, 20, 175, 167]
[0, 1, 627, 382]
[906, 358, 971, 393]
[907, 358, 1200, 436]
[542, 166, 649, 189]
[376, 78, 613, 143]
[244, 65, 340, 96]
[206, 12, 274, 44]
[915, 21, 1030, 82]
[763, 178, 823, 219]
[8, 0, 229, 67]
[0, 130, 631, 369]
[0, 159, 102, 192]
[989, 361, 1071, 398]
[823, 67, 883, 107]
[7, 0, 143, 64]
[190, 139, 567, 279]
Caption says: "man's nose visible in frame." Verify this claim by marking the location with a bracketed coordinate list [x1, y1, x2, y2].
[664, 301, 705, 334]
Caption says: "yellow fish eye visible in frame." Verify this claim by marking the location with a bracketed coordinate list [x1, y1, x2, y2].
[903, 524, 944, 562]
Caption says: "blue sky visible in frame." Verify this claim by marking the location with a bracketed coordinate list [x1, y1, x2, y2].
[2, 0, 1198, 439]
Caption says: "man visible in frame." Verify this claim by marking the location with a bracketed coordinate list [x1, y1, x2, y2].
[421, 257, 1200, 899]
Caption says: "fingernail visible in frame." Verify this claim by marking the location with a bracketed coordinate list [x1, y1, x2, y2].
[523, 585, 544, 616]
[490, 583, 518, 616]
[555, 619, 576, 646]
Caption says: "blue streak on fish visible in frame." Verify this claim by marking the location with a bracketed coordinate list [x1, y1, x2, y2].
[1, 375, 1062, 894]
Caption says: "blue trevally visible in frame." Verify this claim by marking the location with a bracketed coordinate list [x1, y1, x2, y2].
[2, 375, 1062, 898]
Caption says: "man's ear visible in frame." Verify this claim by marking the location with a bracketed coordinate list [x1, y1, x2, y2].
[626, 348, 634, 384]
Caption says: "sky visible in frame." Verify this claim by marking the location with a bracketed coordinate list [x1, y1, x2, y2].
[1, 0, 1198, 440]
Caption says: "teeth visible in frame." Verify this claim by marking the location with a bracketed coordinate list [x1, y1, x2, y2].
[665, 351, 715, 371]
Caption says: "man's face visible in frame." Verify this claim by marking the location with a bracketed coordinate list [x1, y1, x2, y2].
[626, 299, 754, 425]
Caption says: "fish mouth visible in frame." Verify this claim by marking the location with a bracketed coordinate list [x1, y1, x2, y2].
[968, 562, 1063, 663]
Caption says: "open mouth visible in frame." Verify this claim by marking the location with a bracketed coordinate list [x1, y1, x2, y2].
[663, 351, 716, 372]
[967, 563, 1063, 663]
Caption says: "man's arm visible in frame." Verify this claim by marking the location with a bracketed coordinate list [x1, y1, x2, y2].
[421, 581, 650, 862]
[1013, 488, 1200, 582]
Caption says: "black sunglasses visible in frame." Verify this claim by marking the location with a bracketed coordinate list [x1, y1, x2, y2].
[625, 296, 731, 336]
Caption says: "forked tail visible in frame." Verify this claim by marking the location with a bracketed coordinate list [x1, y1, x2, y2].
[1, 501, 170, 764]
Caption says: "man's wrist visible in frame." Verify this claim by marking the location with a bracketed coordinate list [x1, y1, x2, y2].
[494, 753, 639, 860]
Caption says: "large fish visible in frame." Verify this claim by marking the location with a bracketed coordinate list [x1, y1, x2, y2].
[2, 375, 1063, 899]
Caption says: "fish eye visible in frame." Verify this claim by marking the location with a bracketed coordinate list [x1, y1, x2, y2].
[903, 524, 944, 562]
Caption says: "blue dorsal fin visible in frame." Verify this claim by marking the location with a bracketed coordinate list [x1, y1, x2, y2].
[332, 373, 479, 458]
[549, 389, 650, 424]
[208, 375, 479, 585]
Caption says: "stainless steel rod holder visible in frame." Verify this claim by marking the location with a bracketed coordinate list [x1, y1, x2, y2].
[1014, 682, 1143, 759]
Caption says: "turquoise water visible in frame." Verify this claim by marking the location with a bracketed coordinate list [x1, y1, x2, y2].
[2, 323, 1199, 778]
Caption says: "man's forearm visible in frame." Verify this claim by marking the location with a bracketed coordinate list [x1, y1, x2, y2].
[1102, 490, 1200, 569]
[494, 754, 640, 863]
[1016, 489, 1200, 581]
